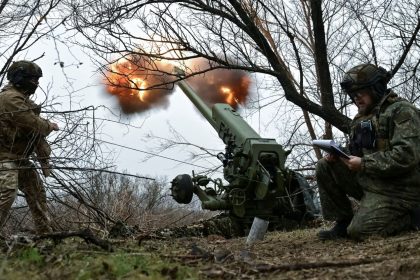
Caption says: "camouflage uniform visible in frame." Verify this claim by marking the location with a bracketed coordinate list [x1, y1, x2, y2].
[317, 91, 420, 239]
[0, 83, 53, 233]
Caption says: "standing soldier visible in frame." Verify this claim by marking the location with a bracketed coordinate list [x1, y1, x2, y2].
[0, 60, 59, 233]
[317, 64, 420, 240]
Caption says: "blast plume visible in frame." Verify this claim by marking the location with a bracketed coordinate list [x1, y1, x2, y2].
[103, 56, 251, 114]
[103, 55, 175, 114]
[186, 59, 251, 109]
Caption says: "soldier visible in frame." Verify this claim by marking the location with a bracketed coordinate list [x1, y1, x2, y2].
[317, 64, 420, 240]
[0, 60, 59, 233]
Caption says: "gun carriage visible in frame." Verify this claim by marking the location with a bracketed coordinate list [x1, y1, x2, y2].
[171, 70, 318, 231]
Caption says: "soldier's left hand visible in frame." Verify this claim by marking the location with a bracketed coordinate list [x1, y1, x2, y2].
[342, 156, 362, 171]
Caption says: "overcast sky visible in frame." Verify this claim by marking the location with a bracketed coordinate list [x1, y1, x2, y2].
[25, 36, 244, 182]
[20, 26, 343, 184]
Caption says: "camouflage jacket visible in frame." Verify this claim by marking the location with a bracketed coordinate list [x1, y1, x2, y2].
[26, 98, 53, 176]
[349, 90, 420, 201]
[0, 83, 51, 160]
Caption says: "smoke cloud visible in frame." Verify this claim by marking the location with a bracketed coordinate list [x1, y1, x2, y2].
[103, 55, 176, 114]
[186, 58, 251, 109]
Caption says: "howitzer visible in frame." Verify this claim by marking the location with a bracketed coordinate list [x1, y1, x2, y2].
[171, 69, 318, 229]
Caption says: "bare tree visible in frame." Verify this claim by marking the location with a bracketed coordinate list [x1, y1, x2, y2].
[65, 0, 420, 183]
[70, 0, 419, 133]
[3, 0, 419, 233]
[0, 0, 162, 235]
[0, 0, 69, 84]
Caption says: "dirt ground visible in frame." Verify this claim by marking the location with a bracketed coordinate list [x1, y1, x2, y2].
[1, 226, 420, 279]
[155, 227, 420, 279]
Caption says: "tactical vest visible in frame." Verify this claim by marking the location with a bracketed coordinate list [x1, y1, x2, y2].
[349, 91, 420, 157]
[0, 84, 48, 159]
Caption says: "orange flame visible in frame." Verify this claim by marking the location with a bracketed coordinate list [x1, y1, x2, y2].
[220, 86, 239, 106]
[103, 55, 251, 113]
[185, 58, 251, 109]
[103, 55, 175, 114]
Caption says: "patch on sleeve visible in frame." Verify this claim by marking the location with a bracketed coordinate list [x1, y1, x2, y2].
[394, 110, 413, 125]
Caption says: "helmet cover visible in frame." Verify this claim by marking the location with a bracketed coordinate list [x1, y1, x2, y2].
[340, 63, 391, 101]
[6, 60, 43, 94]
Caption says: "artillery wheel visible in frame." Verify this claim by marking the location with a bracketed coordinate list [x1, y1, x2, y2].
[171, 174, 194, 204]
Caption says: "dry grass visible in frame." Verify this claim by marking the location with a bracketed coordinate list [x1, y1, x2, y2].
[2, 226, 420, 279]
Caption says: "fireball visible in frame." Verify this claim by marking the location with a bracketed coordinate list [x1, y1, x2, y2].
[220, 86, 239, 106]
[102, 55, 252, 114]
[103, 55, 175, 114]
[185, 60, 251, 110]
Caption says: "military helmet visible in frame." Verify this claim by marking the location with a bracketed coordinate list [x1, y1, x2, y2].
[340, 63, 391, 100]
[7, 60, 43, 85]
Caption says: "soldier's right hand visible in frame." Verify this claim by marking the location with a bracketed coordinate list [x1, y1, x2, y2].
[49, 122, 59, 131]
[325, 153, 338, 163]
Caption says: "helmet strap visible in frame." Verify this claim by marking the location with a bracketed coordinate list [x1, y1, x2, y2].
[373, 82, 386, 99]
[14, 80, 38, 95]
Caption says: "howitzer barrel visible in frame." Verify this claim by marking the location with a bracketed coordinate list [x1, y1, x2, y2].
[175, 69, 260, 145]
[212, 104, 260, 145]
[177, 79, 217, 129]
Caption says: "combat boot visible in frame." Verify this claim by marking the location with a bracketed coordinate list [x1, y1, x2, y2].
[318, 219, 351, 240]
[410, 207, 420, 230]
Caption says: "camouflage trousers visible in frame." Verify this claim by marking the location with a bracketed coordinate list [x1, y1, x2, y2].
[316, 158, 415, 239]
[0, 160, 51, 233]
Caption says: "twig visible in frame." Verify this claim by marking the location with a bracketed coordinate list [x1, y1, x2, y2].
[34, 228, 113, 252]
[253, 258, 385, 273]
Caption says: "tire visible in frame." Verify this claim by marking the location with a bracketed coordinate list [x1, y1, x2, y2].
[171, 174, 194, 204]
